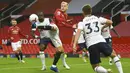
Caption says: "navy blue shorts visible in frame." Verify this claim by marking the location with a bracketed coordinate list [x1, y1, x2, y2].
[40, 38, 55, 48]
[88, 42, 112, 64]
[105, 37, 112, 47]
[78, 42, 87, 50]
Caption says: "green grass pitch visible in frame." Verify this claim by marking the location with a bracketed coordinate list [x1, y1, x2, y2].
[0, 57, 129, 73]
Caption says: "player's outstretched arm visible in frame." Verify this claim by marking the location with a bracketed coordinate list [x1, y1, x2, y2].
[111, 28, 120, 38]
[73, 29, 81, 53]
[71, 35, 75, 46]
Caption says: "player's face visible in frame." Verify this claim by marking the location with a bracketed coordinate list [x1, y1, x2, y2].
[61, 2, 68, 12]
[38, 16, 44, 22]
[11, 20, 17, 26]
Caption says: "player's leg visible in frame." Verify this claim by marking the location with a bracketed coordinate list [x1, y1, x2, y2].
[14, 50, 20, 61]
[11, 42, 20, 61]
[50, 46, 63, 72]
[78, 43, 88, 62]
[16, 47, 25, 63]
[89, 43, 111, 73]
[51, 37, 70, 69]
[16, 41, 25, 63]
[108, 57, 113, 65]
[82, 49, 87, 62]
[50, 38, 69, 72]
[110, 50, 123, 73]
[101, 43, 123, 73]
[60, 49, 70, 69]
[39, 38, 49, 70]
[106, 38, 113, 65]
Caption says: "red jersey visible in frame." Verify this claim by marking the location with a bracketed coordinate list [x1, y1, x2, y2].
[53, 9, 73, 28]
[8, 26, 26, 42]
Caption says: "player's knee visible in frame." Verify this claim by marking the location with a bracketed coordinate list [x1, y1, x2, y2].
[14, 50, 19, 54]
[110, 50, 117, 58]
[56, 46, 64, 53]
[40, 44, 46, 51]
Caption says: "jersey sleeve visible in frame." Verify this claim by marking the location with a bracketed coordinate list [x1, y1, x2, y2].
[78, 22, 84, 30]
[99, 17, 107, 24]
[73, 29, 76, 35]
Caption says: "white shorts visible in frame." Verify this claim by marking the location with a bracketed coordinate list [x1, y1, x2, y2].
[50, 37, 62, 48]
[50, 29, 62, 48]
[11, 41, 21, 51]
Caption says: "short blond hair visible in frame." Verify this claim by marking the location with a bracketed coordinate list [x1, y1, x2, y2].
[61, 1, 68, 6]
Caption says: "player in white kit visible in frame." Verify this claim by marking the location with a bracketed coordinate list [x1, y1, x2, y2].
[102, 25, 120, 65]
[71, 22, 89, 62]
[30, 12, 70, 72]
[73, 5, 123, 73]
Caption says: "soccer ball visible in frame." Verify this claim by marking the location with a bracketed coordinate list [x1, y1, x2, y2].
[29, 14, 38, 22]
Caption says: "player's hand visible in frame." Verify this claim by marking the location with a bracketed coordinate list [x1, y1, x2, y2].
[67, 19, 73, 22]
[72, 24, 77, 28]
[61, 22, 65, 24]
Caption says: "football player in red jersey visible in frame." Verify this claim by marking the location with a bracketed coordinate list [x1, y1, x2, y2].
[8, 19, 28, 63]
[53, 1, 76, 69]
[53, 1, 75, 28]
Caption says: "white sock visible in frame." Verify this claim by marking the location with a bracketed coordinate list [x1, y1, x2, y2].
[18, 55, 21, 61]
[113, 56, 123, 73]
[39, 51, 46, 67]
[82, 51, 87, 62]
[61, 53, 67, 65]
[52, 65, 56, 67]
[109, 57, 112, 62]
[86, 51, 90, 57]
[95, 66, 108, 73]
[82, 51, 86, 57]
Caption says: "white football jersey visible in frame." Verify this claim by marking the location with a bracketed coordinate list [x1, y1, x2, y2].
[36, 18, 51, 38]
[36, 18, 62, 47]
[73, 22, 85, 43]
[101, 25, 113, 38]
[78, 15, 107, 48]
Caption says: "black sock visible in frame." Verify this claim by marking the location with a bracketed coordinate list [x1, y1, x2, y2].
[53, 52, 62, 65]
[19, 51, 23, 60]
[15, 53, 20, 60]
